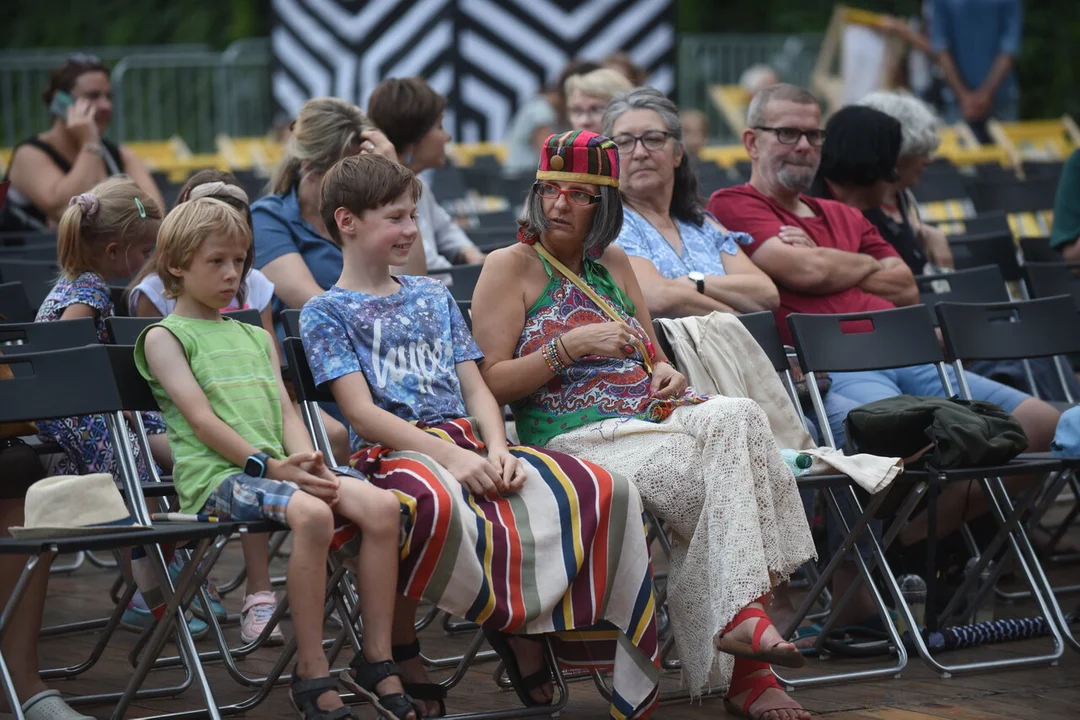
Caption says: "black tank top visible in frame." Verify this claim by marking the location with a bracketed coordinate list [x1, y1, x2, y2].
[0, 137, 125, 234]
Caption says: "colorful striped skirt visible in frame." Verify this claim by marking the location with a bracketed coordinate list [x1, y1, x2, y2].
[336, 418, 659, 720]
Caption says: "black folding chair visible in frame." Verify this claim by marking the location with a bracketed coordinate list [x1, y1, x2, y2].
[0, 345, 237, 718]
[1024, 261, 1080, 308]
[0, 318, 98, 357]
[948, 230, 1025, 285]
[935, 296, 1080, 650]
[1019, 236, 1061, 263]
[0, 282, 35, 323]
[946, 211, 1010, 237]
[788, 306, 1064, 677]
[0, 244, 59, 262]
[446, 263, 483, 302]
[0, 259, 58, 310]
[106, 309, 263, 346]
[912, 170, 970, 204]
[280, 308, 301, 339]
[915, 265, 1010, 320]
[967, 176, 1059, 216]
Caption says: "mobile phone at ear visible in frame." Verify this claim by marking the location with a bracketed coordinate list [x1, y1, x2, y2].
[49, 91, 73, 121]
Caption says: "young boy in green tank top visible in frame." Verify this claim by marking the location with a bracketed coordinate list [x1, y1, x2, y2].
[135, 198, 419, 720]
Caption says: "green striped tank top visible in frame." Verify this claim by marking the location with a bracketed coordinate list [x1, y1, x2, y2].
[134, 314, 284, 513]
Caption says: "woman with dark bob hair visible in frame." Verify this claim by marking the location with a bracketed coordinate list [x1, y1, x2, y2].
[367, 77, 485, 271]
[471, 130, 815, 720]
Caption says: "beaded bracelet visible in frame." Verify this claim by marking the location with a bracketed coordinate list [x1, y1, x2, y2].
[542, 338, 568, 374]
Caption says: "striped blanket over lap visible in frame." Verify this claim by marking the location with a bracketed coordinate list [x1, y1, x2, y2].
[335, 417, 659, 720]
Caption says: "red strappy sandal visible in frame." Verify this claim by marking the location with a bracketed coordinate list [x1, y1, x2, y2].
[716, 602, 806, 669]
[724, 659, 809, 720]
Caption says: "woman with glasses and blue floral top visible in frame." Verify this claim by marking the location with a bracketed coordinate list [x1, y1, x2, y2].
[0, 54, 164, 234]
[603, 88, 780, 320]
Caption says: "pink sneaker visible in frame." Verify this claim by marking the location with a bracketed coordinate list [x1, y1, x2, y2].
[240, 591, 284, 646]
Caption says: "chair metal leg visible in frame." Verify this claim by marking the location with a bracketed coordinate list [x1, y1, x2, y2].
[49, 550, 84, 574]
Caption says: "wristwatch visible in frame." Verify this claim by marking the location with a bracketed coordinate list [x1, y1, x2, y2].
[244, 452, 271, 478]
[687, 271, 706, 294]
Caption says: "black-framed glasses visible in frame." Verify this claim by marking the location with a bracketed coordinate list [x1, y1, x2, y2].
[753, 126, 827, 147]
[533, 182, 601, 206]
[66, 53, 102, 67]
[611, 130, 673, 154]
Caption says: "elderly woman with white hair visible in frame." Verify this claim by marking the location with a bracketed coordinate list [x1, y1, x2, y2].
[856, 91, 954, 272]
[472, 129, 815, 720]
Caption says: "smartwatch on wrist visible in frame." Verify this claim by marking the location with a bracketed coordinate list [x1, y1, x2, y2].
[244, 452, 271, 478]
[687, 271, 706, 294]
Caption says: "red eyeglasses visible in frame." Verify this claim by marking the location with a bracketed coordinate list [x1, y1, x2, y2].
[532, 182, 601, 206]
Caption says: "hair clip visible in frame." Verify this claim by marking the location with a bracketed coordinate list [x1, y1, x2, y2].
[134, 197, 146, 218]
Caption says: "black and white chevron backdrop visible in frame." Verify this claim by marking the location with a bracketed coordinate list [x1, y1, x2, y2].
[271, 0, 676, 143]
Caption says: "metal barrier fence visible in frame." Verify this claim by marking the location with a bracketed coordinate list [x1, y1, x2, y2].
[5, 35, 821, 153]
[678, 33, 824, 142]
[0, 40, 271, 154]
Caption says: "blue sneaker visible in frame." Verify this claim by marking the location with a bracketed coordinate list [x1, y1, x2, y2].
[169, 559, 227, 622]
[120, 602, 209, 639]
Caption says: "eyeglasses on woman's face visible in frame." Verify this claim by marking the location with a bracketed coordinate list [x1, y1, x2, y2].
[533, 182, 601, 206]
[753, 126, 827, 147]
[611, 130, 673, 154]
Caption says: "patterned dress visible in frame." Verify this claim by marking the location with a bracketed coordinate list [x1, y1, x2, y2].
[512, 254, 816, 695]
[35, 271, 165, 481]
[300, 277, 660, 718]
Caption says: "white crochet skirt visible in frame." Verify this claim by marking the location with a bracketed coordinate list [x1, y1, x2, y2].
[546, 396, 816, 694]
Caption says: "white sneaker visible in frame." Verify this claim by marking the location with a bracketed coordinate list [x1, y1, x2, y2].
[240, 591, 285, 646]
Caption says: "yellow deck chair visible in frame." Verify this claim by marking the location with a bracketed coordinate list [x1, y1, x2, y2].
[708, 85, 752, 137]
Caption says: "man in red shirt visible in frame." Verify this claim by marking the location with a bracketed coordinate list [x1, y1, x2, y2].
[708, 83, 1061, 632]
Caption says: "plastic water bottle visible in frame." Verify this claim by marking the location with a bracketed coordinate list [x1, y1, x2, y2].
[780, 449, 813, 476]
[897, 574, 927, 633]
[965, 557, 996, 623]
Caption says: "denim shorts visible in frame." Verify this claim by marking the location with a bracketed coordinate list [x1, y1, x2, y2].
[202, 473, 299, 524]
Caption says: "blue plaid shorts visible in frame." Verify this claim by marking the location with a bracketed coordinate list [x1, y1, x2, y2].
[202, 473, 299, 524]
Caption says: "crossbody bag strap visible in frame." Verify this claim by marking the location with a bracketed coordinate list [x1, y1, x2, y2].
[532, 243, 652, 373]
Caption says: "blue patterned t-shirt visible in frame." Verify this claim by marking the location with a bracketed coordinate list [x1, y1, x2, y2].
[300, 276, 483, 446]
[615, 207, 752, 279]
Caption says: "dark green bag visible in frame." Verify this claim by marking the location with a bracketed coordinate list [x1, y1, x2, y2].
[845, 395, 1029, 469]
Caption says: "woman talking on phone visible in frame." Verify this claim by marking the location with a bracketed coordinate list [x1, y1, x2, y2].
[0, 54, 164, 234]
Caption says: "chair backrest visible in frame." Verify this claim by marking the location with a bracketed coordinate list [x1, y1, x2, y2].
[106, 309, 263, 346]
[456, 300, 472, 330]
[787, 305, 944, 373]
[106, 344, 161, 412]
[0, 345, 124, 423]
[0, 244, 59, 262]
[912, 170, 970, 203]
[948, 230, 1023, 282]
[954, 211, 1010, 237]
[1019, 236, 1060, 263]
[967, 176, 1059, 215]
[915, 265, 1009, 315]
[110, 286, 130, 317]
[736, 310, 789, 373]
[651, 320, 678, 370]
[0, 317, 99, 354]
[447, 263, 484, 302]
[1023, 261, 1080, 308]
[281, 308, 301, 339]
[0, 281, 35, 323]
[936, 296, 1080, 361]
[0, 259, 58, 309]
[283, 336, 334, 404]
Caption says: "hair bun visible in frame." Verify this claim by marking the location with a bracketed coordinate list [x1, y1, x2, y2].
[68, 192, 99, 218]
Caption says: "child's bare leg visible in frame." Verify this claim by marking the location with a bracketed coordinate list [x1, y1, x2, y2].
[148, 433, 173, 473]
[285, 492, 342, 711]
[334, 479, 407, 694]
[241, 533, 273, 596]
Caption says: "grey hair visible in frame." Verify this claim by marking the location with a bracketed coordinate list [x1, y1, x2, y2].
[519, 185, 624, 256]
[602, 86, 705, 225]
[745, 83, 819, 130]
[856, 91, 942, 158]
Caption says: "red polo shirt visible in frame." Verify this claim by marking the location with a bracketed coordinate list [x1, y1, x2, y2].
[707, 183, 900, 343]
